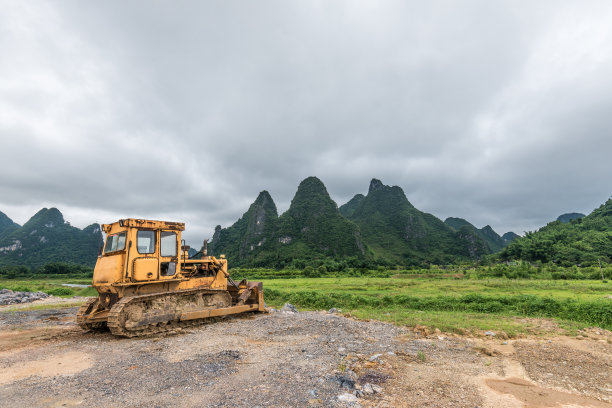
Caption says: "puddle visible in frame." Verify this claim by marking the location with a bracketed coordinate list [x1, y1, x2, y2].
[485, 377, 611, 408]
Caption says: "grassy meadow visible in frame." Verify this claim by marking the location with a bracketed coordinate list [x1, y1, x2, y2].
[259, 276, 611, 336]
[1, 267, 611, 337]
[0, 278, 96, 297]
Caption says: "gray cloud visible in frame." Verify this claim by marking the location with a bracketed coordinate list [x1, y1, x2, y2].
[1, 0, 612, 244]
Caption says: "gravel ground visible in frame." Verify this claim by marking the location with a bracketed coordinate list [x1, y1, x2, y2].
[1, 302, 611, 408]
[0, 307, 76, 329]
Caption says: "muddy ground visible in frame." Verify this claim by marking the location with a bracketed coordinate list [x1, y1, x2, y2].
[0, 300, 611, 408]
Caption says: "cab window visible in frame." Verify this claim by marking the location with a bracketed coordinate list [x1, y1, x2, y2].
[161, 262, 176, 276]
[104, 232, 126, 254]
[160, 231, 177, 257]
[137, 230, 156, 254]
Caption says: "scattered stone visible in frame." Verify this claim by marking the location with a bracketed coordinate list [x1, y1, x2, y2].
[332, 374, 355, 389]
[371, 384, 383, 394]
[0, 289, 50, 306]
[362, 383, 374, 394]
[281, 303, 298, 313]
[358, 371, 391, 385]
[368, 353, 383, 362]
[338, 347, 347, 354]
[328, 308, 338, 314]
[485, 331, 496, 337]
[337, 393, 358, 403]
[386, 351, 396, 356]
[346, 370, 357, 380]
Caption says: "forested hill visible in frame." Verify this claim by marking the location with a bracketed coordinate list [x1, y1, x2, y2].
[557, 212, 585, 223]
[502, 232, 520, 246]
[209, 177, 367, 268]
[209, 190, 279, 265]
[0, 211, 20, 238]
[211, 177, 534, 267]
[0, 208, 103, 268]
[444, 217, 517, 253]
[342, 179, 490, 264]
[338, 194, 365, 218]
[5, 182, 604, 270]
[499, 198, 612, 266]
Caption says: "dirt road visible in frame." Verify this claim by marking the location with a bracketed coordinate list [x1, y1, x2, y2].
[0, 301, 610, 408]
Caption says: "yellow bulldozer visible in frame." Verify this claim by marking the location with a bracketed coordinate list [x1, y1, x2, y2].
[77, 219, 265, 337]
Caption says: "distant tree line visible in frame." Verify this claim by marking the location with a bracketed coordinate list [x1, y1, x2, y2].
[0, 262, 93, 279]
[497, 200, 612, 267]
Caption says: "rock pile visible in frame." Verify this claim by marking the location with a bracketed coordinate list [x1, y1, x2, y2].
[281, 303, 298, 313]
[0, 288, 49, 305]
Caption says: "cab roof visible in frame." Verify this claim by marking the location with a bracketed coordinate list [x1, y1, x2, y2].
[101, 219, 185, 233]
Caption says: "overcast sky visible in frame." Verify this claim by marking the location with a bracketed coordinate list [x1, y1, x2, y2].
[1, 1, 612, 245]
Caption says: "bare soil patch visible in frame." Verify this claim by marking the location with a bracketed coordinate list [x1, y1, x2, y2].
[0, 304, 611, 407]
[513, 340, 612, 402]
[486, 377, 611, 408]
[0, 351, 92, 385]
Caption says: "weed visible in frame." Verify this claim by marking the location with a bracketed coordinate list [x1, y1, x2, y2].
[338, 357, 346, 373]
[1, 301, 85, 312]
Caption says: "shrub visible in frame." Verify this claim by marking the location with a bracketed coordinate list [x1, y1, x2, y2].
[45, 287, 74, 296]
[303, 266, 315, 277]
[10, 285, 32, 292]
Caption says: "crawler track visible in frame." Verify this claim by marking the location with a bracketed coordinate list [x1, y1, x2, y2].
[76, 298, 107, 331]
[106, 289, 233, 337]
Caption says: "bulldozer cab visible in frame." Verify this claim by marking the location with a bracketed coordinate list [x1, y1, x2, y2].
[95, 218, 229, 291]
[97, 219, 187, 285]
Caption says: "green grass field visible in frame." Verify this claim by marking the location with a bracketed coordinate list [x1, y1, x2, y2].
[2, 274, 610, 337]
[260, 276, 612, 336]
[0, 278, 96, 298]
